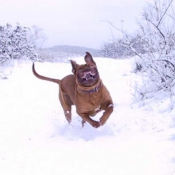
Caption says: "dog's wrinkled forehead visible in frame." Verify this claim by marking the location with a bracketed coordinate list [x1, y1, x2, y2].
[77, 64, 92, 70]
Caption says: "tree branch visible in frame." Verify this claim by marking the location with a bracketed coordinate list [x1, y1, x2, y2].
[157, 0, 174, 27]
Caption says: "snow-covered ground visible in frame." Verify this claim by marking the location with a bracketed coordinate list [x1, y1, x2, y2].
[0, 57, 175, 175]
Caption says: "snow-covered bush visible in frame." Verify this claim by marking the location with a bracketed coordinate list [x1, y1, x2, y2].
[104, 0, 175, 93]
[101, 39, 135, 58]
[134, 0, 175, 91]
[0, 24, 44, 63]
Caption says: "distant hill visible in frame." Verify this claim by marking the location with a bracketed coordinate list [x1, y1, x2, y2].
[39, 45, 102, 62]
[49, 45, 101, 56]
[52, 45, 101, 56]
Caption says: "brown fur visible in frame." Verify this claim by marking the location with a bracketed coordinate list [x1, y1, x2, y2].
[32, 52, 113, 128]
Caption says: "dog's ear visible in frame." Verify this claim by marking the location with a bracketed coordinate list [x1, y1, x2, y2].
[70, 60, 77, 73]
[84, 52, 96, 65]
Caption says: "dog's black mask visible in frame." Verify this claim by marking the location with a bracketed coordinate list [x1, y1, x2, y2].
[70, 52, 100, 87]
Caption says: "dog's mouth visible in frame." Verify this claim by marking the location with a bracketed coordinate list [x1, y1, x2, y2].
[77, 68, 99, 87]
[81, 71, 96, 81]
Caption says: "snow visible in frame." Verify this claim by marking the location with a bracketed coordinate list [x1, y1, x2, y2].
[0, 57, 175, 175]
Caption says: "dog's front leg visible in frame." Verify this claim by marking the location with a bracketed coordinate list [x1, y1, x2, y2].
[79, 113, 101, 128]
[100, 104, 113, 126]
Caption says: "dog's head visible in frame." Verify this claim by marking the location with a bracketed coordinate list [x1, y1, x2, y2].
[70, 52, 99, 87]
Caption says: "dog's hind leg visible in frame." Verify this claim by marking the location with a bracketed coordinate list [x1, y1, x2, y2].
[59, 88, 73, 124]
[60, 99, 72, 123]
[64, 110, 72, 123]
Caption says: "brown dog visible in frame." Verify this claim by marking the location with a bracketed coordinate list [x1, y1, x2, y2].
[32, 52, 113, 128]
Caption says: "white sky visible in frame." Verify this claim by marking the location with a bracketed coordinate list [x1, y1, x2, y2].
[0, 0, 150, 49]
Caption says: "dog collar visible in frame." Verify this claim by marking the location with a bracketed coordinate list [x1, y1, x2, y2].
[82, 81, 102, 93]
[77, 79, 102, 94]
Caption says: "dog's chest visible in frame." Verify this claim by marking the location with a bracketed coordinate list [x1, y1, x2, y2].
[76, 92, 102, 114]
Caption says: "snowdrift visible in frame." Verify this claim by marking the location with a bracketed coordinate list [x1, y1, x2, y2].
[0, 57, 175, 175]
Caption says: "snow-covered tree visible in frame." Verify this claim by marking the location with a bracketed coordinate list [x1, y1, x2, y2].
[0, 24, 44, 63]
[134, 0, 175, 91]
[104, 0, 175, 92]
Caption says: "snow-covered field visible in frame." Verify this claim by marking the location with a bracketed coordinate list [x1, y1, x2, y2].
[0, 57, 175, 175]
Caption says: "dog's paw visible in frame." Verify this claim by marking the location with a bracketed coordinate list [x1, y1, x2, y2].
[82, 120, 86, 127]
[92, 121, 101, 128]
[66, 117, 71, 123]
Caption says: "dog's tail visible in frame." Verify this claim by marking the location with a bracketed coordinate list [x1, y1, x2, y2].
[32, 63, 60, 84]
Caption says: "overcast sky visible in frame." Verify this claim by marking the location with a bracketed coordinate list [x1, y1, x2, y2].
[0, 0, 151, 49]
